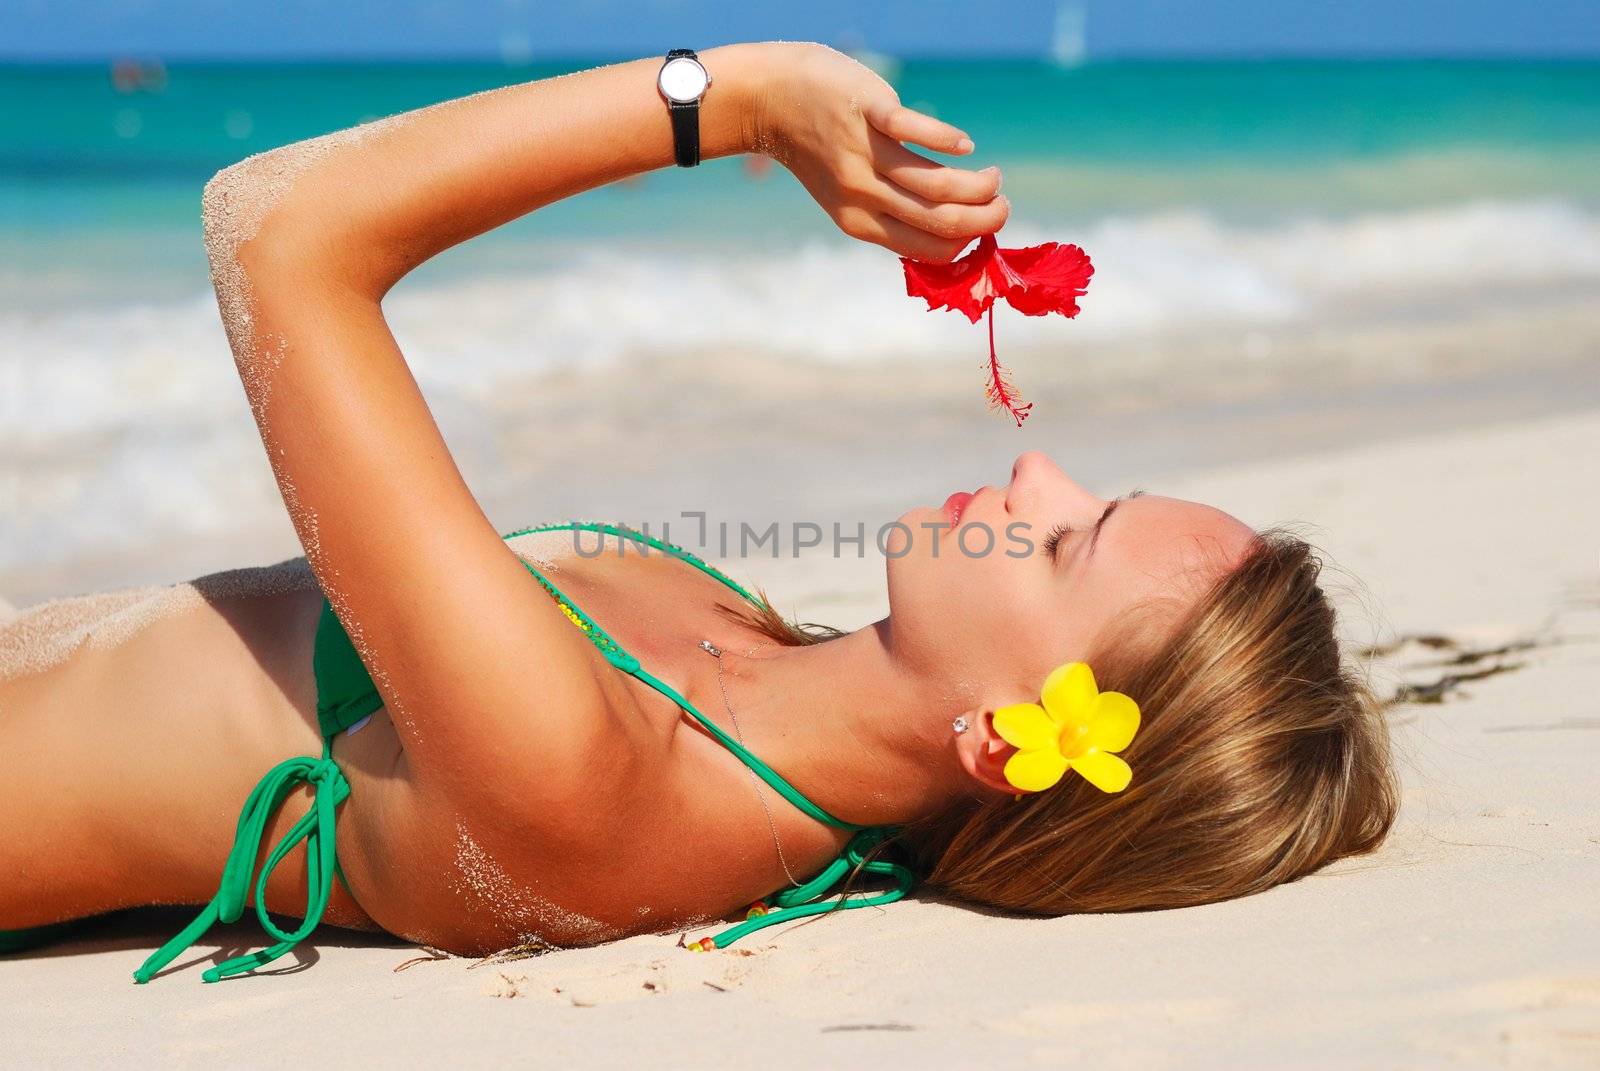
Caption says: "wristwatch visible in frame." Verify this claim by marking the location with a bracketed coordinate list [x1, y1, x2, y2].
[657, 48, 711, 167]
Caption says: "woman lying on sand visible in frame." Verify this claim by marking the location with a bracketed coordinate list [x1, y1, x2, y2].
[0, 41, 1397, 982]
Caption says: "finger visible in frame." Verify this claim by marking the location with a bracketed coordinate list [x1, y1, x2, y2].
[864, 101, 973, 156]
[869, 132, 1001, 205]
[859, 212, 973, 263]
[873, 178, 1010, 243]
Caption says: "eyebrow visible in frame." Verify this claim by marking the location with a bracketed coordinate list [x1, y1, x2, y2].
[1089, 489, 1145, 556]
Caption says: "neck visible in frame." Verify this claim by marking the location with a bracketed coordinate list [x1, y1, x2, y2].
[688, 618, 965, 828]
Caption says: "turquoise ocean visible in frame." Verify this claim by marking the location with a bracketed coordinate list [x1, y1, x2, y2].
[3, 58, 1599, 591]
[5, 60, 1599, 302]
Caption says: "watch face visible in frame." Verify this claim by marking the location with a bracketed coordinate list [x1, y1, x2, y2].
[658, 57, 709, 103]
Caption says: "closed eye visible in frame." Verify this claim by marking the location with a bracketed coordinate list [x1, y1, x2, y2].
[1045, 489, 1146, 564]
[1042, 522, 1073, 561]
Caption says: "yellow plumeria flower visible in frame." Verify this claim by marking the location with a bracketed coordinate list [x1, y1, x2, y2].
[993, 662, 1141, 793]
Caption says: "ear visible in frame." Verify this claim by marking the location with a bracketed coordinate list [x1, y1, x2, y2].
[953, 708, 1021, 799]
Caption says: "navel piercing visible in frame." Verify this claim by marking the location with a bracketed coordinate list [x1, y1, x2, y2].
[698, 639, 721, 657]
[952, 715, 970, 735]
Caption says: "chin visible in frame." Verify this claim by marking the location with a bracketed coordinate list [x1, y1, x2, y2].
[882, 507, 948, 620]
[886, 505, 954, 564]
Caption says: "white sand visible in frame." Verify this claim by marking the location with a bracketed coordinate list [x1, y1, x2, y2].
[5, 408, 1598, 1068]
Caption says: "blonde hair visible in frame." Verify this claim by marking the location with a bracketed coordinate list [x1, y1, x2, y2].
[733, 528, 1398, 916]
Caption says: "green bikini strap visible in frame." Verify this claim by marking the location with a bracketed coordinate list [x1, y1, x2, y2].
[506, 522, 918, 946]
[513, 555, 864, 834]
[502, 520, 764, 607]
[636, 662, 867, 833]
[698, 826, 917, 950]
[132, 739, 349, 984]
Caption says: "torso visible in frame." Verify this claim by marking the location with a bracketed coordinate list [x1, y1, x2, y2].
[0, 530, 847, 953]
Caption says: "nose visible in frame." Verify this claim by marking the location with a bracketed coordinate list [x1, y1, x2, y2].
[1011, 450, 1055, 484]
[1008, 450, 1104, 516]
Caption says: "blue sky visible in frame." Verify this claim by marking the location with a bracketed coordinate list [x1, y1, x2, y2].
[7, 0, 1600, 60]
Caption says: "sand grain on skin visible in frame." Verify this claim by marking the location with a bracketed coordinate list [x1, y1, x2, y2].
[0, 559, 318, 682]
[202, 114, 408, 362]
[451, 820, 614, 948]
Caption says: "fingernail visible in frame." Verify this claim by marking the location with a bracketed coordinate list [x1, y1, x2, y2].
[956, 137, 974, 154]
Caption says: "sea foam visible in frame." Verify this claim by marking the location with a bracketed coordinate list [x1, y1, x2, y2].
[3, 199, 1597, 583]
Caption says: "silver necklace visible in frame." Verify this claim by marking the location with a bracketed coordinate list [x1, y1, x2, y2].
[698, 638, 803, 888]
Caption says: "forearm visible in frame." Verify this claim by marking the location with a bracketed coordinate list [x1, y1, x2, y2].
[219, 43, 769, 296]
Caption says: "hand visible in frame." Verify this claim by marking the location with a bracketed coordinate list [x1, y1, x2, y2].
[749, 42, 1009, 263]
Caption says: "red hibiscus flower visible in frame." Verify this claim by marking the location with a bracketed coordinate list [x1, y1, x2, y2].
[901, 234, 1094, 426]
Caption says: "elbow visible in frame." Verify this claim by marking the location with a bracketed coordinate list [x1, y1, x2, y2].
[203, 119, 413, 299]
[202, 152, 292, 274]
[201, 149, 342, 287]
[201, 154, 316, 351]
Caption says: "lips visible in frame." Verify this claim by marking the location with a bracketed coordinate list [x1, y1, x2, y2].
[942, 491, 975, 527]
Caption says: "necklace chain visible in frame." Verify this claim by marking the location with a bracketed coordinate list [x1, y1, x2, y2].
[700, 639, 804, 888]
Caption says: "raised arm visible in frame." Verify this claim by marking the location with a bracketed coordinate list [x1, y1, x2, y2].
[208, 41, 1008, 821]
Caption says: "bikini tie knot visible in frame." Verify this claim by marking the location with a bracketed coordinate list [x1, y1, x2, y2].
[132, 745, 350, 985]
[304, 757, 343, 786]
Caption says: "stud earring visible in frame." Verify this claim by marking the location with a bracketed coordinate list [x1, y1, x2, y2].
[952, 715, 970, 735]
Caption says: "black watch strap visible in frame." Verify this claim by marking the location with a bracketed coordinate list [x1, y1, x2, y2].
[669, 99, 700, 168]
[664, 47, 701, 168]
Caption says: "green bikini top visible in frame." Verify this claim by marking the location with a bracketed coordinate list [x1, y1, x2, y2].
[134, 521, 912, 985]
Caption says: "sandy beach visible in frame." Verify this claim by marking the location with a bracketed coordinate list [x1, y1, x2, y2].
[4, 39, 1598, 1070]
[5, 397, 1596, 1068]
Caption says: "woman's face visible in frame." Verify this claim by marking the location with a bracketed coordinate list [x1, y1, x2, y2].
[885, 451, 1257, 702]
